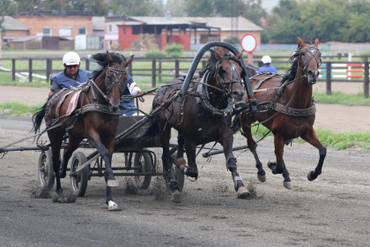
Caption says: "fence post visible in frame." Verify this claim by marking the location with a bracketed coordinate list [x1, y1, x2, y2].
[326, 62, 331, 96]
[152, 59, 156, 87]
[175, 60, 179, 78]
[29, 58, 32, 82]
[364, 61, 369, 98]
[12, 58, 15, 81]
[128, 62, 132, 76]
[85, 58, 89, 71]
[158, 59, 162, 82]
[46, 59, 51, 83]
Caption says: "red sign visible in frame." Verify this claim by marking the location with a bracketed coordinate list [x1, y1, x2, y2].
[240, 34, 257, 53]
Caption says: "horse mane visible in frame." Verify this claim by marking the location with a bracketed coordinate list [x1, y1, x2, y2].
[90, 52, 125, 80]
[282, 37, 315, 84]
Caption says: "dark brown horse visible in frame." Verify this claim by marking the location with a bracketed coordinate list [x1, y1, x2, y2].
[32, 51, 133, 210]
[141, 48, 249, 202]
[237, 37, 326, 189]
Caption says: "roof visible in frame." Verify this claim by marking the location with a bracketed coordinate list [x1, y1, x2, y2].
[129, 16, 263, 31]
[9, 36, 38, 43]
[2, 16, 29, 31]
[92, 16, 105, 31]
[13, 11, 93, 16]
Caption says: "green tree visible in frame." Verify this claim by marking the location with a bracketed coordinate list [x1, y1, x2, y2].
[108, 0, 162, 16]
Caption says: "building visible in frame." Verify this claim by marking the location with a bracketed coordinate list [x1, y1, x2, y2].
[12, 11, 94, 40]
[1, 16, 30, 47]
[106, 14, 263, 51]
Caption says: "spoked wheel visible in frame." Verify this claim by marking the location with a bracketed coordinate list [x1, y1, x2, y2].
[38, 149, 55, 191]
[133, 150, 153, 189]
[70, 152, 89, 197]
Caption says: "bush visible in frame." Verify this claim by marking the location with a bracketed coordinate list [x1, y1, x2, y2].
[164, 43, 184, 57]
[224, 36, 240, 44]
[145, 50, 166, 58]
[261, 31, 270, 44]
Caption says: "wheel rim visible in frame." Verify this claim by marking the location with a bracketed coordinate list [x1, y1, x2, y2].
[39, 153, 48, 186]
[71, 159, 81, 190]
[135, 155, 145, 183]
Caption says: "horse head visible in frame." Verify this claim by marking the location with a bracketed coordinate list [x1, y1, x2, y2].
[104, 51, 134, 112]
[212, 48, 245, 102]
[297, 37, 321, 84]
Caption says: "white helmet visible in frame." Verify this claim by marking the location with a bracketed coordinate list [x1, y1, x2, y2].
[63, 52, 80, 66]
[261, 55, 272, 64]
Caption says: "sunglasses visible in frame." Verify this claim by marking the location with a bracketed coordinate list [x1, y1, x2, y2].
[66, 65, 79, 68]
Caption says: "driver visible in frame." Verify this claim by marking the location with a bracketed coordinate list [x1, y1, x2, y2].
[48, 52, 91, 97]
[257, 55, 278, 74]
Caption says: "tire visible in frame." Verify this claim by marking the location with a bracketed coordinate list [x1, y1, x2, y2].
[173, 165, 184, 192]
[70, 152, 89, 197]
[38, 149, 55, 191]
[133, 151, 153, 189]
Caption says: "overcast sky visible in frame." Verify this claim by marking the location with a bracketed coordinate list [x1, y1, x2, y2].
[261, 0, 280, 13]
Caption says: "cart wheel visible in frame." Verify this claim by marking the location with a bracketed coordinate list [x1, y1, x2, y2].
[38, 149, 55, 191]
[70, 152, 89, 197]
[133, 151, 152, 189]
[173, 165, 184, 192]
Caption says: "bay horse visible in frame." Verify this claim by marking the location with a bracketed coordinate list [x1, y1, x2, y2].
[237, 37, 326, 189]
[141, 48, 249, 202]
[32, 51, 133, 210]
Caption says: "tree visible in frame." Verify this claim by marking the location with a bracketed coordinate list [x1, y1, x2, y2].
[108, 0, 162, 16]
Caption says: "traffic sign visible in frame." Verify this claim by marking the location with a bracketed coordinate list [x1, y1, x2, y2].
[240, 33, 257, 53]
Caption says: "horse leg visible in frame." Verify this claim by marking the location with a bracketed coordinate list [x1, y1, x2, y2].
[301, 128, 327, 181]
[174, 133, 186, 169]
[159, 127, 181, 203]
[182, 140, 198, 180]
[59, 135, 83, 178]
[240, 125, 266, 182]
[48, 131, 66, 202]
[221, 134, 250, 199]
[268, 133, 292, 189]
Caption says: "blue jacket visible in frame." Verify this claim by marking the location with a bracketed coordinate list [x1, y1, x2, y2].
[120, 73, 137, 116]
[257, 65, 277, 74]
[50, 69, 91, 92]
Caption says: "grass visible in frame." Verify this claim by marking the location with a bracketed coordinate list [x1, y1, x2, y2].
[0, 101, 42, 116]
[313, 91, 370, 106]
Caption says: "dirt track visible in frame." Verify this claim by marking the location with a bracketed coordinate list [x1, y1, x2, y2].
[0, 85, 370, 246]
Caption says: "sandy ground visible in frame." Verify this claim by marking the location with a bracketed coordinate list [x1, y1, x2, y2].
[0, 84, 369, 133]
[0, 84, 369, 246]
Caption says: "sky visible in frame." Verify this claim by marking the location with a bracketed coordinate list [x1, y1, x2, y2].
[261, 0, 280, 13]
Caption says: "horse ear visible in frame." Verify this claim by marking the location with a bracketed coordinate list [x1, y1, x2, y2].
[122, 55, 134, 68]
[235, 50, 244, 60]
[297, 37, 305, 47]
[214, 48, 223, 60]
[106, 50, 113, 61]
[314, 37, 319, 47]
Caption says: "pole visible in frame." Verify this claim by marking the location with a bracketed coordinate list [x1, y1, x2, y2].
[326, 62, 331, 96]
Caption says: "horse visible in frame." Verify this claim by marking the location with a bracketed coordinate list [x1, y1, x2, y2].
[236, 37, 326, 189]
[32, 51, 133, 210]
[140, 48, 249, 202]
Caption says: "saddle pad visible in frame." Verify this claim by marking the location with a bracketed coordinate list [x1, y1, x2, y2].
[66, 90, 82, 116]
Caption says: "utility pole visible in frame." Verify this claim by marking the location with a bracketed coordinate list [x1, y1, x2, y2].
[231, 0, 238, 38]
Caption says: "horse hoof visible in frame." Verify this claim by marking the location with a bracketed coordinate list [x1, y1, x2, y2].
[175, 158, 186, 168]
[283, 181, 292, 190]
[108, 200, 120, 211]
[171, 190, 181, 203]
[107, 179, 119, 187]
[257, 174, 266, 183]
[237, 186, 251, 199]
[307, 171, 314, 181]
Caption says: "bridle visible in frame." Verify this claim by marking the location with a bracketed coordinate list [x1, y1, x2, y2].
[214, 55, 244, 97]
[90, 66, 127, 104]
[297, 45, 322, 74]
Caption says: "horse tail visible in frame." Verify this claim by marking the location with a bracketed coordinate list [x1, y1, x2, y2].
[136, 116, 159, 144]
[32, 102, 47, 134]
[231, 113, 241, 134]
